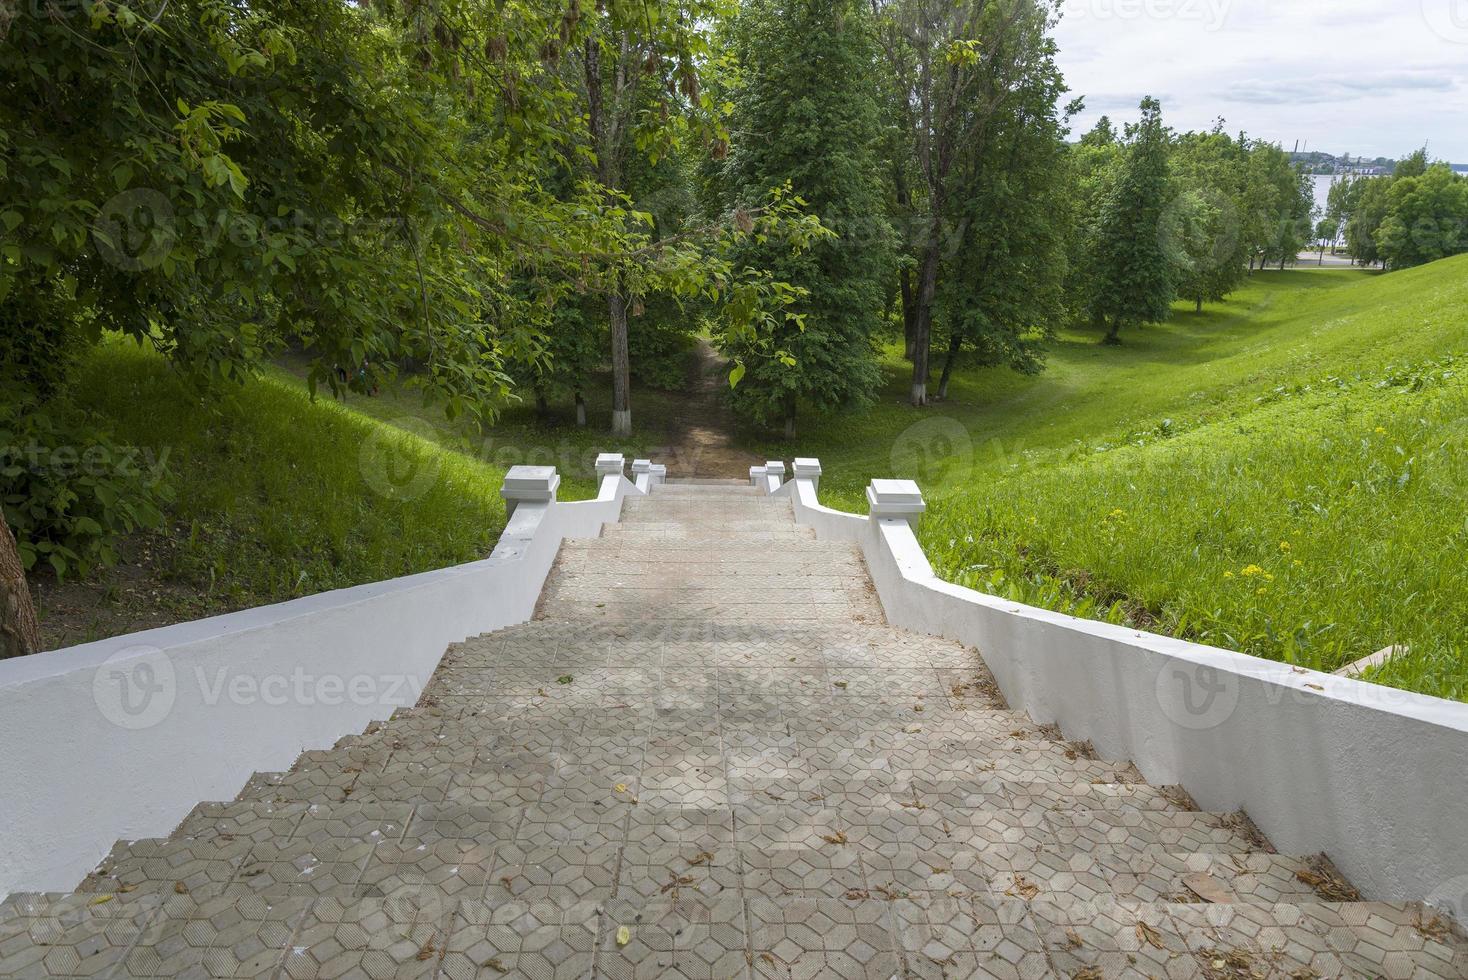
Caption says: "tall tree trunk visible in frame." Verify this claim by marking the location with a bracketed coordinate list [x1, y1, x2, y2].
[574, 389, 587, 428]
[0, 511, 41, 659]
[534, 388, 549, 418]
[1195, 297, 1203, 313]
[782, 392, 796, 440]
[609, 292, 631, 436]
[894, 164, 917, 362]
[936, 332, 961, 400]
[585, 36, 633, 437]
[909, 239, 941, 406]
[899, 268, 917, 361]
[1102, 316, 1122, 345]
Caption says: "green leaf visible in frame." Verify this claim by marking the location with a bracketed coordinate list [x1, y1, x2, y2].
[728, 362, 745, 389]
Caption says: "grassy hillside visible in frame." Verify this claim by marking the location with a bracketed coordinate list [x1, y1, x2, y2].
[35, 339, 510, 645]
[743, 259, 1468, 700]
[267, 356, 678, 502]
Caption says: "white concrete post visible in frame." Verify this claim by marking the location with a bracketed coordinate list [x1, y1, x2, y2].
[764, 460, 786, 495]
[749, 465, 765, 488]
[792, 458, 822, 493]
[632, 459, 653, 494]
[866, 478, 925, 530]
[501, 465, 561, 521]
[650, 463, 667, 486]
[595, 453, 626, 483]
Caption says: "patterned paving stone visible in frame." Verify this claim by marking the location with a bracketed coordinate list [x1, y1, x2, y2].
[442, 899, 599, 980]
[0, 892, 173, 978]
[487, 845, 619, 904]
[747, 896, 899, 979]
[120, 893, 307, 978]
[279, 895, 452, 979]
[232, 840, 375, 897]
[80, 837, 253, 897]
[172, 801, 307, 845]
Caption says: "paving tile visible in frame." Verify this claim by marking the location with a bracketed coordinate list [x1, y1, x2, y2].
[488, 845, 620, 904]
[119, 893, 308, 978]
[442, 899, 599, 980]
[279, 895, 453, 979]
[747, 896, 899, 979]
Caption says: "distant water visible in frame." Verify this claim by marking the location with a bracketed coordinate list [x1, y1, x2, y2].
[1309, 174, 1338, 218]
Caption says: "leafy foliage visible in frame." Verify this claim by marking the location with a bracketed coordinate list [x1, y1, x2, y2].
[720, 0, 894, 433]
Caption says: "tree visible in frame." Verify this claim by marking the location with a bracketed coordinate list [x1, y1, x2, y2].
[574, 0, 727, 435]
[722, 0, 894, 437]
[1166, 127, 1250, 312]
[1345, 177, 1394, 267]
[1090, 97, 1175, 343]
[1315, 218, 1339, 263]
[0, 511, 41, 659]
[874, 0, 1062, 404]
[1375, 165, 1468, 269]
[931, 34, 1072, 397]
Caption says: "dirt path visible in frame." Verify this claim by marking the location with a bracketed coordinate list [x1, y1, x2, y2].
[651, 337, 763, 479]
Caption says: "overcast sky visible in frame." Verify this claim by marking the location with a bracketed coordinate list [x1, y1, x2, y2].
[1053, 0, 1468, 162]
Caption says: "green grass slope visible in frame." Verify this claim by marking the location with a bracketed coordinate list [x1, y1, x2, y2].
[69, 339, 509, 618]
[745, 258, 1468, 700]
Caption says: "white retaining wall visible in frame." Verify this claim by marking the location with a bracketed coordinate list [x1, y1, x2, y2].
[0, 472, 639, 899]
[770, 468, 1468, 916]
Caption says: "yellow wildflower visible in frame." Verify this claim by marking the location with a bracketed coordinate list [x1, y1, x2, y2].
[1374, 426, 1386, 435]
[1292, 559, 1303, 567]
[1279, 541, 1291, 552]
[1240, 564, 1264, 578]
[1223, 571, 1234, 579]
[1257, 587, 1268, 595]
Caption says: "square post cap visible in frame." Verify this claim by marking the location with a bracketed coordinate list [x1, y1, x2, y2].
[764, 461, 786, 478]
[594, 453, 626, 478]
[866, 479, 925, 523]
[792, 458, 822, 479]
[631, 459, 652, 475]
[650, 463, 667, 480]
[749, 464, 766, 486]
[502, 465, 561, 504]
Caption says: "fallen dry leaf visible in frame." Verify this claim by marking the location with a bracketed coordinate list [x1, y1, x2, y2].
[173, 882, 189, 895]
[1135, 920, 1166, 949]
[820, 830, 849, 846]
[1005, 874, 1039, 900]
[687, 851, 716, 867]
[1181, 872, 1235, 904]
[482, 957, 510, 973]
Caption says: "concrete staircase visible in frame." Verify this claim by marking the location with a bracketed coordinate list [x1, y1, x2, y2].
[3, 481, 1464, 977]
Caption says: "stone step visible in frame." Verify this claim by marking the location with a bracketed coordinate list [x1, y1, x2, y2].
[5, 890, 1461, 980]
[532, 601, 876, 623]
[86, 807, 1263, 905]
[597, 526, 818, 544]
[558, 539, 857, 559]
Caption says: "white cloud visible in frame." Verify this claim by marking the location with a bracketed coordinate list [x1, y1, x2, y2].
[1054, 0, 1468, 160]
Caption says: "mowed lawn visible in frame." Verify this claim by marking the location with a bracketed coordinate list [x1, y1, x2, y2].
[741, 257, 1468, 701]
